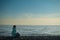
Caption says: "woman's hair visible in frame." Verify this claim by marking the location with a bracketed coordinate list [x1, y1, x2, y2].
[13, 25, 16, 28]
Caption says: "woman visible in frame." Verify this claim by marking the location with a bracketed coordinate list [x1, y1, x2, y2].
[12, 25, 20, 38]
[12, 25, 16, 37]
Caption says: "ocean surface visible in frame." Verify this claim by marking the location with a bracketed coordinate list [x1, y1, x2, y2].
[0, 25, 60, 36]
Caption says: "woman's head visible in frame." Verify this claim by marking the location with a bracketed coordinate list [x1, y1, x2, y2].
[13, 25, 16, 28]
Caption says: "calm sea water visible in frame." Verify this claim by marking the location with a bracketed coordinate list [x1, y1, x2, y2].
[0, 25, 60, 36]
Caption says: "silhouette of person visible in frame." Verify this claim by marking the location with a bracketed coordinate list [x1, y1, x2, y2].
[12, 25, 16, 37]
[12, 25, 20, 38]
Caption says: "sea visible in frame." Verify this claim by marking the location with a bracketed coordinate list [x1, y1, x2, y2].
[0, 25, 60, 36]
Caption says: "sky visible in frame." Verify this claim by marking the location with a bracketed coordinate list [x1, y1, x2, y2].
[0, 0, 60, 25]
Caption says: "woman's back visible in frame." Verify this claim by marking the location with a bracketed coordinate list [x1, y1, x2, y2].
[12, 25, 16, 37]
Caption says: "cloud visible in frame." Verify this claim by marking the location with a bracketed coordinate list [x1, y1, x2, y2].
[21, 13, 60, 18]
[0, 13, 60, 25]
[0, 18, 60, 25]
[23, 13, 33, 18]
[35, 13, 60, 18]
[43, 13, 60, 18]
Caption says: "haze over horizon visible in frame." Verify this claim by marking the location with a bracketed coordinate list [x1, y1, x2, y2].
[0, 0, 60, 25]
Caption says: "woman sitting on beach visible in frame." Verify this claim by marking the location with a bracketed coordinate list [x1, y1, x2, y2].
[12, 25, 20, 38]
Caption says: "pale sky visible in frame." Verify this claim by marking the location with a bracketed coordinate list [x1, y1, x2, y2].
[0, 0, 60, 25]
